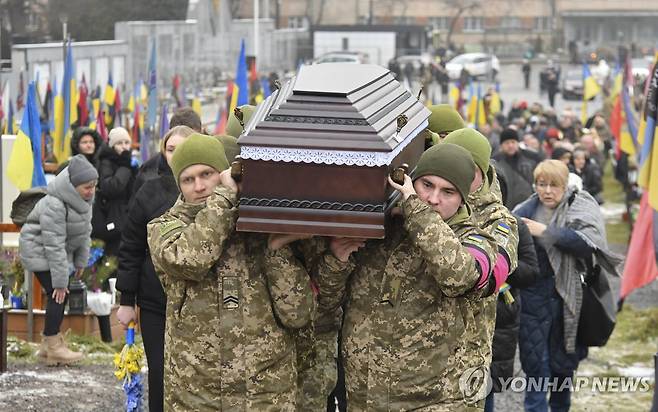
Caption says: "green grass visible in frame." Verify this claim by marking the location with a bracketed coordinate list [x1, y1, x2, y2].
[601, 161, 626, 205]
[601, 161, 632, 246]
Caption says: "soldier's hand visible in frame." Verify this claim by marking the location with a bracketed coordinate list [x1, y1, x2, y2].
[268, 233, 313, 251]
[219, 169, 239, 194]
[330, 237, 366, 262]
[388, 174, 416, 200]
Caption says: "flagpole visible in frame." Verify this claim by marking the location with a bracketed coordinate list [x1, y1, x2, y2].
[254, 0, 259, 65]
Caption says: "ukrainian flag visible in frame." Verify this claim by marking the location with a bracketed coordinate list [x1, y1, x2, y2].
[6, 82, 46, 190]
[104, 72, 116, 126]
[638, 54, 658, 210]
[235, 39, 249, 106]
[581, 63, 600, 124]
[53, 42, 77, 163]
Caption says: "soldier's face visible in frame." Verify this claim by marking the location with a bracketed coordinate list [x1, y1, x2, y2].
[179, 164, 222, 204]
[413, 175, 463, 220]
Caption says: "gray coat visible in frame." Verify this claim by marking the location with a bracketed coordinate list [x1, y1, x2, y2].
[19, 168, 93, 289]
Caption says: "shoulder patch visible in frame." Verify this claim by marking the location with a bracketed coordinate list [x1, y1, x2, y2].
[159, 220, 185, 237]
[495, 222, 511, 235]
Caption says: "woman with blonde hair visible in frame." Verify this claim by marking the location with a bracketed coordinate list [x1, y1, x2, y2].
[116, 125, 195, 411]
[514, 160, 621, 411]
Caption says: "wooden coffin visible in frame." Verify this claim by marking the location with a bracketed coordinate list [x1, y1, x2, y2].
[236, 63, 430, 238]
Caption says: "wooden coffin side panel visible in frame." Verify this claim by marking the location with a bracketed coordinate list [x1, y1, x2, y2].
[240, 160, 387, 204]
[236, 206, 385, 239]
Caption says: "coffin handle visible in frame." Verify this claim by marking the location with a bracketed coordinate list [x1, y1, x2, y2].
[231, 157, 243, 182]
[390, 163, 409, 185]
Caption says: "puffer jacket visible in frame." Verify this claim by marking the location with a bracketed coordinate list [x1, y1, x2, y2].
[315, 197, 497, 411]
[147, 185, 315, 411]
[19, 167, 93, 289]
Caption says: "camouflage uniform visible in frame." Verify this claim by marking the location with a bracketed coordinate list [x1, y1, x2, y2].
[291, 238, 340, 411]
[315, 195, 497, 411]
[464, 165, 520, 381]
[147, 185, 315, 411]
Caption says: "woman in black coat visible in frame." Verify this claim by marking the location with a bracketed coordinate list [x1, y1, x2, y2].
[571, 148, 603, 204]
[485, 170, 540, 412]
[55, 127, 103, 173]
[116, 125, 195, 412]
[94, 127, 137, 256]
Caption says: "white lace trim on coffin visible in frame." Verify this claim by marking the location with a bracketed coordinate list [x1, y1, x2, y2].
[240, 119, 428, 166]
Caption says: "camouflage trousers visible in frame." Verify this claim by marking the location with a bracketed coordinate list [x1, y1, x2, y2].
[296, 331, 338, 411]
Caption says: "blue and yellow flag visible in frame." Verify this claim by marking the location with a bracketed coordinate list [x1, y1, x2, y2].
[638, 53, 658, 210]
[235, 39, 249, 106]
[6, 82, 46, 190]
[104, 72, 116, 126]
[54, 42, 77, 163]
[581, 63, 600, 124]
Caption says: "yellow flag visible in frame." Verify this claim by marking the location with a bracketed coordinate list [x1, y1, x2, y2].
[490, 92, 501, 115]
[467, 95, 477, 124]
[53, 94, 64, 162]
[6, 129, 34, 190]
[192, 97, 202, 117]
[450, 86, 460, 110]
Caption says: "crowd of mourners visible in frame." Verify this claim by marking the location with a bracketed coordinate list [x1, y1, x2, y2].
[17, 85, 622, 412]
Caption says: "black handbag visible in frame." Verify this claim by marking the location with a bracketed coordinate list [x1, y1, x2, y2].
[577, 260, 616, 347]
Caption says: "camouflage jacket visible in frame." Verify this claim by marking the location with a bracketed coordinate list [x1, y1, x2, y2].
[315, 195, 497, 411]
[469, 165, 519, 293]
[147, 186, 315, 411]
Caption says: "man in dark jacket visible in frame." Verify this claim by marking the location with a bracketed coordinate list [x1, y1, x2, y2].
[485, 170, 539, 412]
[494, 128, 542, 209]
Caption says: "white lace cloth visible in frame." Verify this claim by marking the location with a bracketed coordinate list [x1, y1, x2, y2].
[240, 119, 428, 167]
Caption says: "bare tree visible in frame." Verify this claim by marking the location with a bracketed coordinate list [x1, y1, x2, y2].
[445, 0, 481, 47]
[305, 0, 328, 25]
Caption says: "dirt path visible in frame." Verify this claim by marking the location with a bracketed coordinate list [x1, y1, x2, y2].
[0, 360, 142, 411]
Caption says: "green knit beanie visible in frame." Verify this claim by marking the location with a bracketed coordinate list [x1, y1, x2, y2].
[214, 134, 240, 163]
[412, 143, 475, 202]
[226, 105, 256, 138]
[441, 128, 492, 174]
[171, 133, 229, 185]
[427, 104, 465, 134]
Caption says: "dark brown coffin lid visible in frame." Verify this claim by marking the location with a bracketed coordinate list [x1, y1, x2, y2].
[238, 63, 431, 153]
